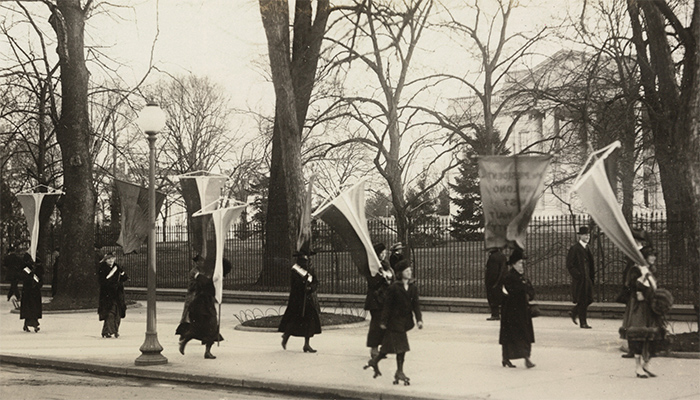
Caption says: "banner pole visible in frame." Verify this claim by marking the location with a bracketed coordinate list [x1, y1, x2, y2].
[217, 302, 222, 347]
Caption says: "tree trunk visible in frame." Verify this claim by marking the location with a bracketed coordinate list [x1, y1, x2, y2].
[257, 0, 330, 286]
[628, 0, 700, 321]
[688, 0, 700, 325]
[49, 0, 98, 307]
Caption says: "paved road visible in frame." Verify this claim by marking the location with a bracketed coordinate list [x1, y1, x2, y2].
[0, 364, 317, 400]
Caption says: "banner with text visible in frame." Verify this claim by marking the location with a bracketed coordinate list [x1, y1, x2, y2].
[478, 155, 551, 249]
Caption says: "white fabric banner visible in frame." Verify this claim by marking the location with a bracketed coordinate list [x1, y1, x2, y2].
[571, 142, 646, 266]
[17, 192, 61, 261]
[313, 181, 381, 277]
[196, 205, 246, 303]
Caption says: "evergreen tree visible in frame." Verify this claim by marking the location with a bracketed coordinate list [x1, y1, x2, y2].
[450, 148, 483, 241]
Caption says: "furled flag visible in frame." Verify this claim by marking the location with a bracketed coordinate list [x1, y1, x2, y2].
[296, 175, 316, 254]
[178, 171, 227, 258]
[115, 180, 166, 254]
[570, 141, 646, 266]
[312, 180, 381, 277]
[193, 204, 246, 303]
[16, 186, 63, 261]
[478, 155, 552, 249]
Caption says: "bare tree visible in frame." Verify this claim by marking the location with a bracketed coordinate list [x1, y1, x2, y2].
[440, 0, 548, 155]
[622, 0, 699, 320]
[316, 0, 460, 254]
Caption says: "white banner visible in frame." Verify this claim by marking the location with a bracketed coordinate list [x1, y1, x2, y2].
[571, 141, 646, 266]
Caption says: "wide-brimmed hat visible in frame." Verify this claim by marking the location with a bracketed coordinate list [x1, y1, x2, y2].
[640, 246, 658, 258]
[373, 243, 386, 256]
[577, 226, 590, 235]
[507, 247, 528, 265]
[393, 259, 410, 275]
[390, 242, 405, 251]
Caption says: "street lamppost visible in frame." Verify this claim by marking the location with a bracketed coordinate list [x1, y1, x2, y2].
[135, 103, 168, 366]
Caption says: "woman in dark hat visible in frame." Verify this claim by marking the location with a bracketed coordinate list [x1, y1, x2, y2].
[364, 259, 422, 385]
[388, 242, 405, 269]
[279, 250, 322, 353]
[97, 252, 129, 338]
[499, 247, 536, 368]
[364, 243, 395, 359]
[178, 256, 232, 359]
[619, 246, 668, 378]
[19, 255, 44, 332]
[178, 254, 204, 329]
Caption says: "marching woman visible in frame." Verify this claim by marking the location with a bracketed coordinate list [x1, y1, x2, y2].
[178, 254, 204, 328]
[364, 259, 423, 385]
[178, 258, 231, 359]
[619, 246, 671, 378]
[19, 255, 44, 332]
[499, 247, 536, 369]
[98, 252, 129, 338]
[364, 243, 395, 359]
[279, 250, 322, 353]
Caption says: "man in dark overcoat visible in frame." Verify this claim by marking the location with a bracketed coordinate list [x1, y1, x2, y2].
[566, 226, 595, 329]
[484, 246, 510, 320]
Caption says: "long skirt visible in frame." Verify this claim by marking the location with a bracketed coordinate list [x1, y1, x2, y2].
[380, 330, 410, 354]
[502, 341, 531, 360]
[366, 309, 385, 348]
[23, 318, 40, 329]
[101, 304, 121, 336]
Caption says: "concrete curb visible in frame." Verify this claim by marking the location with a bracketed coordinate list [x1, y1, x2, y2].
[0, 354, 472, 400]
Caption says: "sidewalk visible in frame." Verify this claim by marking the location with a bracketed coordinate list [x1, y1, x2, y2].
[0, 299, 698, 400]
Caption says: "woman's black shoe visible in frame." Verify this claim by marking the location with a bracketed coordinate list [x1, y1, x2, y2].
[303, 345, 317, 353]
[23, 326, 30, 332]
[102, 333, 112, 338]
[525, 359, 536, 368]
[502, 360, 516, 368]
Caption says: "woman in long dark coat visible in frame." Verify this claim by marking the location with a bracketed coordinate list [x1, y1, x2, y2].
[279, 251, 321, 353]
[4, 245, 27, 310]
[178, 255, 204, 327]
[619, 246, 667, 378]
[98, 252, 128, 338]
[19, 255, 43, 332]
[364, 260, 423, 385]
[364, 243, 394, 359]
[178, 272, 223, 359]
[499, 248, 535, 368]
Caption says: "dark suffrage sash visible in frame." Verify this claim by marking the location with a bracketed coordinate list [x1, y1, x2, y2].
[478, 155, 551, 249]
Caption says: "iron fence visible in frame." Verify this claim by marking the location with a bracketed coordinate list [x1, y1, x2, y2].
[3, 213, 696, 304]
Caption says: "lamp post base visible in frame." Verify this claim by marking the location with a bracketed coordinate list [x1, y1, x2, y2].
[135, 332, 168, 366]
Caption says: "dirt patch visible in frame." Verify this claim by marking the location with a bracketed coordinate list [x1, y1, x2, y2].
[241, 312, 364, 328]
